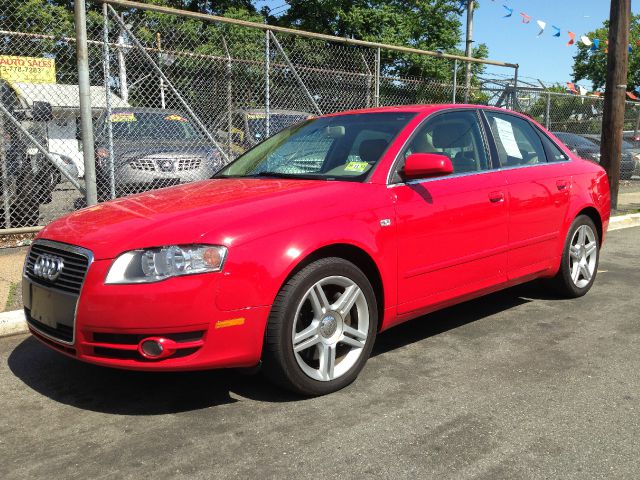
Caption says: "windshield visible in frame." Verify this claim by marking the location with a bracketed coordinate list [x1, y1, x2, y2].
[107, 111, 201, 141]
[216, 112, 416, 181]
[247, 113, 310, 142]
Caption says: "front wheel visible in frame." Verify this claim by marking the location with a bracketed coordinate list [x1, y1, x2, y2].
[547, 215, 600, 298]
[262, 257, 378, 396]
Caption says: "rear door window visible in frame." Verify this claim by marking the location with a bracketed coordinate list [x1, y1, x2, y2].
[485, 112, 547, 167]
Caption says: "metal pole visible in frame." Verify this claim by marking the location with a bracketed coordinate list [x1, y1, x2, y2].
[99, 0, 518, 69]
[463, 0, 474, 103]
[265, 30, 270, 138]
[75, 0, 98, 206]
[221, 35, 232, 160]
[452, 59, 458, 104]
[0, 113, 10, 227]
[374, 47, 380, 108]
[360, 53, 372, 108]
[107, 4, 229, 162]
[117, 28, 128, 103]
[157, 33, 166, 109]
[102, 3, 116, 200]
[268, 31, 322, 115]
[512, 65, 519, 110]
[545, 92, 551, 129]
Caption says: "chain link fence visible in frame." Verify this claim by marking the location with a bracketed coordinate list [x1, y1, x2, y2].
[1, 0, 638, 232]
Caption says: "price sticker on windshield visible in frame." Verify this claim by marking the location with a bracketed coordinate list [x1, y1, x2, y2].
[110, 112, 136, 122]
[164, 114, 188, 122]
[344, 161, 369, 172]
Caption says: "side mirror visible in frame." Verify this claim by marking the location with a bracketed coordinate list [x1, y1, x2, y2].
[32, 101, 53, 122]
[402, 153, 453, 180]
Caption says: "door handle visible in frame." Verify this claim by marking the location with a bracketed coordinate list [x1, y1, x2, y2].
[488, 191, 504, 203]
[556, 180, 569, 190]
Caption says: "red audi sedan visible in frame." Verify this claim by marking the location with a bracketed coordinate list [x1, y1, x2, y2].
[23, 105, 610, 395]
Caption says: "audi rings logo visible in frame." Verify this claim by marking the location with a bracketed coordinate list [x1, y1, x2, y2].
[33, 254, 65, 282]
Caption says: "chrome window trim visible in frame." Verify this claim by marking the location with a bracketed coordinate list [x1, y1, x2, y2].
[385, 107, 493, 186]
[23, 239, 94, 346]
[387, 152, 575, 188]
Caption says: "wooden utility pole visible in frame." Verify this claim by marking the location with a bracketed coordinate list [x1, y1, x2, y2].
[600, 0, 631, 210]
[463, 0, 474, 103]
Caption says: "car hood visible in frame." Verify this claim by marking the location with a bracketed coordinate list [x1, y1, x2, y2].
[39, 179, 372, 259]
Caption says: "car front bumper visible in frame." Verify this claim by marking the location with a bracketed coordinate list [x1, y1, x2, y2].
[23, 253, 270, 371]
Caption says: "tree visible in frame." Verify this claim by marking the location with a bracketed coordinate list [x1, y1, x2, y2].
[270, 0, 490, 81]
[572, 13, 640, 92]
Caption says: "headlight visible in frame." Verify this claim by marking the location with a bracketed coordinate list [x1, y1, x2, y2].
[105, 244, 227, 284]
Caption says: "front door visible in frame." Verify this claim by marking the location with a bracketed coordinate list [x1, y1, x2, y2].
[391, 110, 509, 315]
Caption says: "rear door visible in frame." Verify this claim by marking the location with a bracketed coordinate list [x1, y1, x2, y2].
[391, 109, 509, 315]
[483, 111, 571, 280]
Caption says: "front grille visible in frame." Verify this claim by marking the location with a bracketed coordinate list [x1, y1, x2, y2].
[129, 158, 156, 171]
[25, 308, 74, 343]
[25, 242, 90, 295]
[176, 157, 202, 171]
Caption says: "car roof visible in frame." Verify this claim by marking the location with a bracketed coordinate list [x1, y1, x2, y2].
[323, 104, 535, 119]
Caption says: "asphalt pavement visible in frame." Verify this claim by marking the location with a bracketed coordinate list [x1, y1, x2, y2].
[1, 227, 639, 479]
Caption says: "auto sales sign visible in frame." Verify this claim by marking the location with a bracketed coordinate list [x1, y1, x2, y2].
[0, 56, 56, 84]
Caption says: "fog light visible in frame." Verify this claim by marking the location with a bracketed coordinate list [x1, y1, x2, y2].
[140, 339, 163, 358]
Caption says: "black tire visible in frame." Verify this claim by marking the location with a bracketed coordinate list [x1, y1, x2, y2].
[547, 215, 600, 298]
[262, 257, 378, 396]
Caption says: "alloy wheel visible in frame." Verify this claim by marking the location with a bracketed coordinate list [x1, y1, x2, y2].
[291, 275, 369, 382]
[569, 224, 597, 288]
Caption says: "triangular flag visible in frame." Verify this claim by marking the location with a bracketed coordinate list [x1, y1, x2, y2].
[536, 20, 546, 36]
[579, 85, 588, 96]
[629, 44, 633, 53]
[552, 26, 561, 37]
[626, 91, 638, 101]
[567, 31, 575, 46]
[502, 5, 514, 18]
[606, 40, 609, 53]
[590, 39, 600, 51]
[566, 82, 578, 94]
[581, 36, 592, 46]
[520, 13, 531, 24]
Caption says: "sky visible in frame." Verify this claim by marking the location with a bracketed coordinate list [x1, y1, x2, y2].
[259, 0, 639, 88]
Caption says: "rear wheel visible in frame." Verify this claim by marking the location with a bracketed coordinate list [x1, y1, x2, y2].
[547, 215, 600, 298]
[262, 257, 378, 396]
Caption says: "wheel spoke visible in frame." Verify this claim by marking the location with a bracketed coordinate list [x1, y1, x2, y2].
[585, 243, 597, 258]
[339, 334, 365, 349]
[343, 323, 367, 341]
[580, 263, 592, 282]
[309, 284, 330, 316]
[332, 284, 362, 316]
[293, 333, 320, 353]
[318, 343, 336, 380]
[571, 262, 581, 283]
[577, 226, 586, 246]
[293, 322, 319, 345]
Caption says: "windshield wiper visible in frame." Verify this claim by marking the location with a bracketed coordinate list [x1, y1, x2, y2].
[249, 171, 325, 180]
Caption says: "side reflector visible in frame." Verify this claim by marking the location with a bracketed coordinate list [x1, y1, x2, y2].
[215, 317, 245, 329]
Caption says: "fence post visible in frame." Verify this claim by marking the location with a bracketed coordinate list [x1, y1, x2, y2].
[102, 3, 116, 200]
[0, 113, 10, 227]
[374, 47, 380, 107]
[265, 29, 270, 138]
[512, 65, 519, 110]
[545, 92, 551, 129]
[452, 59, 458, 104]
[221, 35, 233, 159]
[75, 0, 98, 206]
[157, 33, 166, 109]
